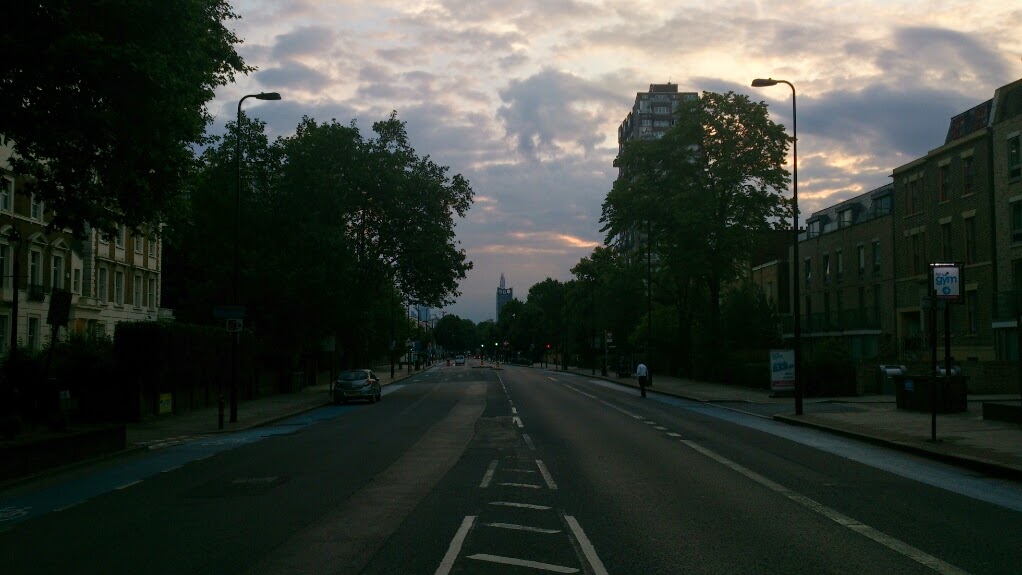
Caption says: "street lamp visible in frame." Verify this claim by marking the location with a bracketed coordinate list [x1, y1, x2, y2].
[232, 92, 281, 423]
[752, 77, 802, 415]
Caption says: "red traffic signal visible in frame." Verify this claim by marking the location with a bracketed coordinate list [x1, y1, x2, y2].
[546, 343, 551, 349]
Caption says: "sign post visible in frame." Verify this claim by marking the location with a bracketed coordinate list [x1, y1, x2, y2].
[929, 263, 962, 441]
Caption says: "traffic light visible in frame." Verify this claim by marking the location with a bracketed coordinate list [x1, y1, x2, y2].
[546, 343, 551, 349]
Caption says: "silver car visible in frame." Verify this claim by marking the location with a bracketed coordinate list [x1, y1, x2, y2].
[333, 369, 382, 404]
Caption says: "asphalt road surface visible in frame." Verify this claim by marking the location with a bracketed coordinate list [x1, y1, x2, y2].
[2, 364, 1021, 574]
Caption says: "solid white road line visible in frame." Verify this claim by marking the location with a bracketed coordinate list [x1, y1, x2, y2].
[680, 440, 971, 575]
[480, 460, 498, 488]
[114, 480, 142, 490]
[523, 433, 536, 451]
[564, 515, 610, 575]
[484, 522, 562, 534]
[536, 459, 558, 490]
[434, 516, 476, 575]
[564, 384, 598, 399]
[489, 501, 552, 510]
[467, 554, 578, 573]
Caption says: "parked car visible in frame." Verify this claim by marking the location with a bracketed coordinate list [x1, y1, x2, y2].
[455, 355, 466, 365]
[333, 369, 382, 404]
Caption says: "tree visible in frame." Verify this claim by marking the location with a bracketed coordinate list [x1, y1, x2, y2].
[601, 91, 790, 374]
[0, 1, 251, 233]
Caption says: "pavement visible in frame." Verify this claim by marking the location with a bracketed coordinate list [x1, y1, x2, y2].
[12, 360, 1022, 484]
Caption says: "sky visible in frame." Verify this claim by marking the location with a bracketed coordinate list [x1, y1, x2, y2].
[209, 0, 1022, 324]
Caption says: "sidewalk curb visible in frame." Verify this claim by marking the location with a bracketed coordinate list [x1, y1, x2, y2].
[772, 413, 1022, 481]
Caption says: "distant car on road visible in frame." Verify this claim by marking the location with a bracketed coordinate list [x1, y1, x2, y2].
[333, 369, 381, 404]
[455, 355, 466, 365]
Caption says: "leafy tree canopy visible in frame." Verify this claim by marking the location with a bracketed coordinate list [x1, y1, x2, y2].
[0, 0, 251, 233]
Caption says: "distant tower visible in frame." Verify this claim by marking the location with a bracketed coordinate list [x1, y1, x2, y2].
[496, 273, 513, 319]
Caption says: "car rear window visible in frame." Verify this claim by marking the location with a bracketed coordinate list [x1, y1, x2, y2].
[338, 371, 367, 381]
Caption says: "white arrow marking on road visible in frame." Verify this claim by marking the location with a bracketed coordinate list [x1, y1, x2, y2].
[468, 554, 578, 573]
[512, 416, 523, 428]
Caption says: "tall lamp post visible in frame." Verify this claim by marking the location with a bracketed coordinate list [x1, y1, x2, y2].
[233, 92, 281, 422]
[752, 78, 803, 416]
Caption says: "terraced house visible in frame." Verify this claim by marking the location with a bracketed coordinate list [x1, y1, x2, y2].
[0, 140, 170, 354]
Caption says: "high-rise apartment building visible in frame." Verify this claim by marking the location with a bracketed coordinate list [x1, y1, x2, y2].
[615, 83, 698, 173]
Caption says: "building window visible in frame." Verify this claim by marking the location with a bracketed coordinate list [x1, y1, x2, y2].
[1009, 135, 1021, 181]
[134, 275, 142, 307]
[823, 254, 831, 283]
[857, 245, 865, 275]
[30, 194, 43, 221]
[0, 176, 12, 211]
[836, 251, 844, 280]
[1013, 202, 1022, 243]
[73, 268, 81, 294]
[941, 223, 953, 260]
[0, 316, 6, 356]
[148, 237, 158, 259]
[962, 156, 974, 195]
[28, 317, 40, 351]
[804, 258, 811, 287]
[911, 234, 922, 274]
[873, 285, 881, 321]
[966, 290, 978, 334]
[51, 254, 64, 290]
[909, 179, 921, 214]
[939, 165, 950, 201]
[29, 250, 41, 287]
[148, 277, 156, 309]
[115, 226, 125, 249]
[872, 240, 881, 272]
[134, 233, 143, 253]
[839, 210, 852, 228]
[0, 244, 8, 289]
[98, 268, 108, 301]
[114, 271, 124, 305]
[965, 218, 976, 264]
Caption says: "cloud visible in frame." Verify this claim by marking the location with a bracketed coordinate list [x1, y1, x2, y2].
[255, 60, 333, 93]
[271, 26, 337, 60]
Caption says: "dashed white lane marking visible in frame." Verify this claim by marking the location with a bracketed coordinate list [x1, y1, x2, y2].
[654, 426, 668, 431]
[468, 554, 578, 573]
[643, 420, 657, 425]
[480, 460, 498, 488]
[434, 516, 476, 575]
[489, 501, 552, 510]
[499, 482, 542, 489]
[564, 384, 597, 399]
[114, 480, 143, 490]
[679, 440, 971, 575]
[508, 469, 537, 473]
[523, 433, 536, 451]
[536, 460, 558, 490]
[547, 377, 558, 381]
[512, 416, 524, 428]
[484, 522, 562, 534]
[565, 515, 610, 575]
[512, 407, 518, 414]
[666, 432, 681, 437]
[161, 465, 182, 473]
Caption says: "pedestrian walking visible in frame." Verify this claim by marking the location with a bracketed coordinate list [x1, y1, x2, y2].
[636, 361, 648, 398]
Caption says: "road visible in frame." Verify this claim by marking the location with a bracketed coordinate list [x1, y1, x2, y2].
[1, 364, 1021, 574]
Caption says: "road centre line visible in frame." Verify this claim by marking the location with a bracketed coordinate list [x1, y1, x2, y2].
[679, 440, 971, 575]
[536, 459, 558, 490]
[468, 554, 578, 573]
[480, 460, 498, 488]
[564, 515, 610, 575]
[484, 522, 562, 534]
[489, 501, 551, 510]
[434, 516, 476, 575]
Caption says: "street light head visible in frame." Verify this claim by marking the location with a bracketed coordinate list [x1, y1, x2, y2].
[255, 92, 282, 101]
[751, 78, 779, 87]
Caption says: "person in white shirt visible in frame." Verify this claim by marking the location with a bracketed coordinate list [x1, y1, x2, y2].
[636, 362, 648, 398]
